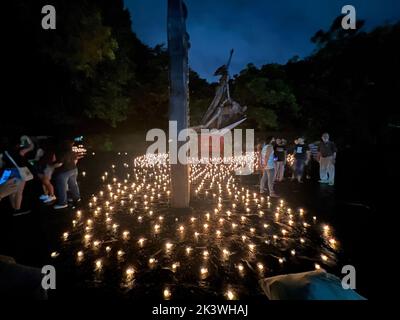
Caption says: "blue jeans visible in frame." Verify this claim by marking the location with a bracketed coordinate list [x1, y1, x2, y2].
[55, 169, 80, 205]
[294, 159, 306, 178]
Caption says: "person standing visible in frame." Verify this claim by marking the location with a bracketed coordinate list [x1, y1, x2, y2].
[274, 138, 287, 182]
[292, 137, 310, 183]
[318, 133, 337, 186]
[260, 136, 278, 197]
[53, 140, 81, 210]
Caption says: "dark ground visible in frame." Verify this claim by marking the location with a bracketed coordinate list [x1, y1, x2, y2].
[0, 148, 371, 300]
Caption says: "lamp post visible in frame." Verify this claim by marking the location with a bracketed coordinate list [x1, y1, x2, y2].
[167, 0, 190, 208]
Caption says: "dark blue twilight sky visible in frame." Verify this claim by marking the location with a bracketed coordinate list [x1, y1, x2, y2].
[125, 0, 400, 81]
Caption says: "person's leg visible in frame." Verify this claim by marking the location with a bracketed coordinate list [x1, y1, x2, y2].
[67, 169, 80, 201]
[297, 160, 305, 182]
[14, 180, 26, 210]
[37, 174, 48, 196]
[327, 156, 335, 185]
[274, 162, 279, 181]
[260, 169, 268, 193]
[43, 176, 55, 197]
[55, 172, 69, 205]
[277, 161, 285, 181]
[267, 168, 276, 194]
[319, 157, 328, 182]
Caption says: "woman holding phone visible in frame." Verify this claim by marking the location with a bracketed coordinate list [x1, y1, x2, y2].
[0, 135, 34, 216]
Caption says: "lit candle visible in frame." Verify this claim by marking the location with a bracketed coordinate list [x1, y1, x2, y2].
[95, 259, 102, 270]
[200, 267, 208, 275]
[163, 288, 171, 299]
[226, 290, 235, 300]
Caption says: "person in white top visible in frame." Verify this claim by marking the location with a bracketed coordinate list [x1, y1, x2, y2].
[260, 136, 279, 197]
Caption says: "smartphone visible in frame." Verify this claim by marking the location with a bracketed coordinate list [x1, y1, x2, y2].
[0, 168, 19, 184]
[0, 169, 12, 185]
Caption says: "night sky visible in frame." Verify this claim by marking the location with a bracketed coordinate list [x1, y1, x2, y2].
[125, 0, 400, 81]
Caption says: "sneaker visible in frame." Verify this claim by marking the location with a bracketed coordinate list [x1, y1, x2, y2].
[269, 193, 280, 198]
[39, 194, 49, 200]
[54, 204, 68, 210]
[43, 195, 56, 203]
[328, 182, 335, 186]
[318, 180, 329, 184]
[13, 208, 31, 216]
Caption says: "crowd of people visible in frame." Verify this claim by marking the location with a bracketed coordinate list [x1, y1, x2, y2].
[0, 136, 82, 216]
[258, 132, 337, 197]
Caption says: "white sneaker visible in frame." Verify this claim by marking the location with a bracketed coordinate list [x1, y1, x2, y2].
[40, 194, 49, 200]
[43, 195, 56, 203]
[54, 204, 68, 210]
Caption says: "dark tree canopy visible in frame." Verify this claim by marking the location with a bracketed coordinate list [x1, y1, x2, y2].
[3, 3, 399, 147]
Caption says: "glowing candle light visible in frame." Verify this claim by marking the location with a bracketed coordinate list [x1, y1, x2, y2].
[226, 290, 235, 300]
[163, 288, 171, 299]
[250, 228, 255, 233]
[321, 254, 328, 262]
[194, 232, 199, 237]
[50, 252, 59, 258]
[117, 250, 124, 257]
[122, 231, 130, 239]
[186, 247, 192, 254]
[232, 223, 237, 229]
[203, 223, 209, 230]
[126, 267, 135, 278]
[190, 217, 196, 223]
[172, 262, 179, 271]
[291, 249, 296, 256]
[203, 250, 209, 258]
[237, 264, 244, 271]
[281, 229, 288, 236]
[263, 224, 269, 229]
[138, 216, 143, 221]
[279, 258, 284, 264]
[165, 242, 173, 250]
[257, 262, 264, 271]
[82, 171, 86, 177]
[248, 244, 255, 251]
[77, 251, 83, 258]
[63, 232, 69, 241]
[138, 238, 145, 246]
[300, 238, 305, 244]
[241, 216, 246, 222]
[222, 249, 230, 256]
[154, 224, 160, 231]
[200, 267, 208, 275]
[95, 259, 102, 269]
[93, 240, 100, 247]
[241, 235, 247, 242]
[149, 258, 156, 265]
[315, 263, 321, 270]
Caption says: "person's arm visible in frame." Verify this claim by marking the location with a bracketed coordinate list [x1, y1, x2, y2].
[332, 142, 337, 163]
[0, 178, 18, 201]
[19, 136, 34, 157]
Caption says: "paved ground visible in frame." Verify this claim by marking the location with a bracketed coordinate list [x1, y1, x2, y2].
[0, 149, 371, 299]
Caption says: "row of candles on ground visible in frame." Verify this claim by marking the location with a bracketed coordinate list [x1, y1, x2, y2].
[56, 153, 337, 299]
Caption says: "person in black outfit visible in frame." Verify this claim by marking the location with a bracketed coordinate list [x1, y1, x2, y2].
[53, 140, 81, 210]
[274, 138, 287, 182]
[292, 137, 310, 183]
